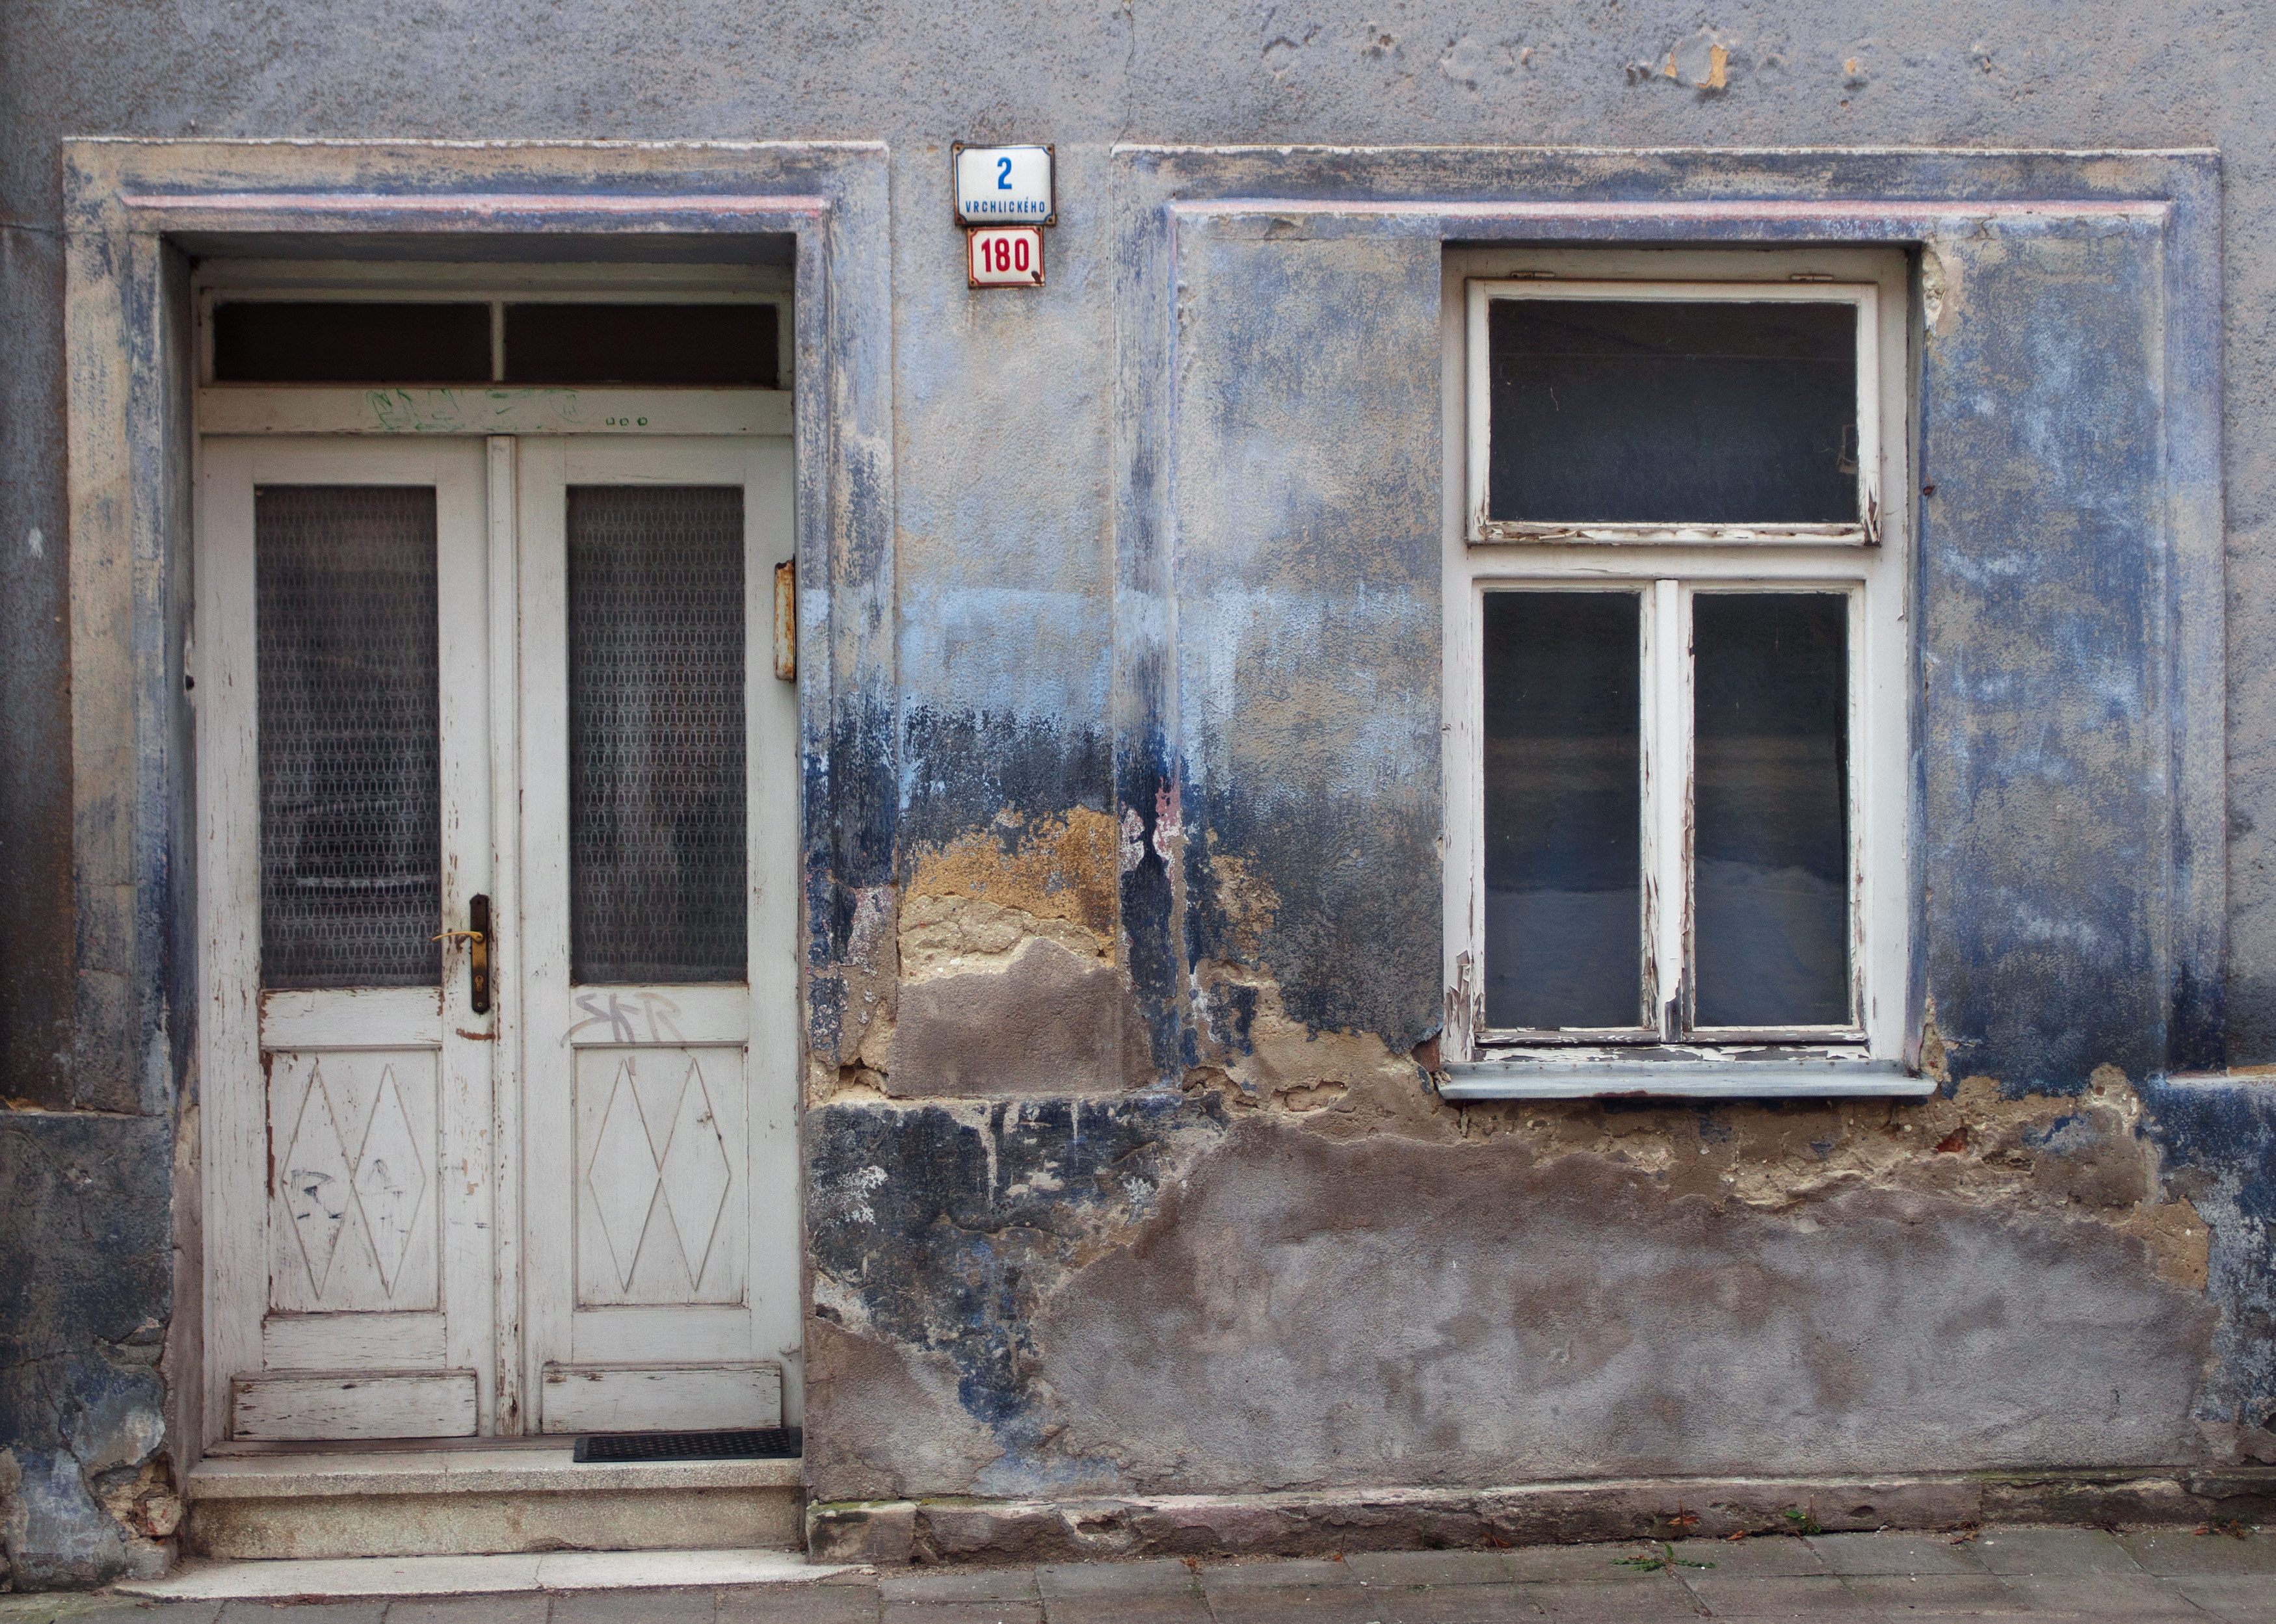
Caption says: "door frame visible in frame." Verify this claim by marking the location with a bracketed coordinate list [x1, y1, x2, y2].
[65, 138, 895, 1469]
[156, 235, 843, 1452]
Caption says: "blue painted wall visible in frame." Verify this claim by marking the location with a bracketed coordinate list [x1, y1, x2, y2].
[8, 3, 2276, 1585]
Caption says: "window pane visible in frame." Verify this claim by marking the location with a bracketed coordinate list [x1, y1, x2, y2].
[1482, 592, 1643, 1029]
[1692, 594, 1851, 1027]
[1487, 298, 1858, 525]
[215, 302, 491, 383]
[505, 304, 780, 386]
[568, 486, 747, 983]
[257, 486, 443, 989]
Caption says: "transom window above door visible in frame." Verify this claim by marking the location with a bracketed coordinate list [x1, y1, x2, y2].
[192, 262, 794, 439]
[1442, 251, 1919, 1097]
[211, 300, 782, 387]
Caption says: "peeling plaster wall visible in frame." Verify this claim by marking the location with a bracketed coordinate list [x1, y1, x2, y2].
[0, 1116, 178, 1588]
[10, 0, 2276, 1586]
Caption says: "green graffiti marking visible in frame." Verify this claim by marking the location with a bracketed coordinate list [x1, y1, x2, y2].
[364, 388, 588, 433]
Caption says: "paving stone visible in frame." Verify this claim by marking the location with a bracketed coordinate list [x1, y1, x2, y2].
[719, 1584, 886, 1624]
[2119, 1528, 2276, 1575]
[877, 1604, 1040, 1624]
[66, 1608, 196, 1624]
[1498, 1545, 1686, 1584]
[1834, 1572, 2021, 1612]
[1673, 1538, 1827, 1577]
[1250, 1582, 1539, 1624]
[550, 1593, 711, 1624]
[1674, 1574, 1873, 1616]
[880, 1576, 1039, 1606]
[1991, 1575, 2202, 1617]
[1200, 1562, 1362, 1594]
[1343, 1552, 1515, 1590]
[386, 1600, 551, 1624]
[1805, 1533, 1993, 1577]
[1035, 1562, 1199, 1601]
[1966, 1530, 2143, 1578]
[0, 1607, 185, 1624]
[1037, 1596, 1213, 1624]
[1502, 1578, 1702, 1621]
[1359, 1587, 1539, 1624]
[1201, 1591, 1389, 1624]
[220, 1606, 388, 1624]
[2166, 1575, 2276, 1622]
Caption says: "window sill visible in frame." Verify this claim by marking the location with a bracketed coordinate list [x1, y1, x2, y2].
[1468, 520, 1873, 547]
[1439, 1056, 1928, 1100]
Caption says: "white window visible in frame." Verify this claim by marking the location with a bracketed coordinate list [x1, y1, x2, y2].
[1441, 249, 1922, 1097]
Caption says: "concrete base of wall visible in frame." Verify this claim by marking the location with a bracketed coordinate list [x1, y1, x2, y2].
[183, 1452, 804, 1560]
[806, 1469, 2276, 1565]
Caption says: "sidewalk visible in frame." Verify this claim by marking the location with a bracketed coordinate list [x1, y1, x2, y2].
[7, 1526, 2276, 1624]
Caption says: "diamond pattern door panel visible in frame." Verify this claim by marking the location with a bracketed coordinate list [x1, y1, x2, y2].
[576, 1047, 746, 1307]
[267, 1049, 440, 1314]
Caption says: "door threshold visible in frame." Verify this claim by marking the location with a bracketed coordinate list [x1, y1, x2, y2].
[189, 1446, 802, 1498]
[120, 1548, 849, 1601]
[205, 1435, 572, 1456]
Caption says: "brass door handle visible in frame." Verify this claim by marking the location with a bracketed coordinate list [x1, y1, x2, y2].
[432, 894, 493, 1014]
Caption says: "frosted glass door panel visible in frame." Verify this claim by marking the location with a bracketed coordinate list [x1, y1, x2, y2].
[256, 485, 443, 989]
[567, 486, 748, 984]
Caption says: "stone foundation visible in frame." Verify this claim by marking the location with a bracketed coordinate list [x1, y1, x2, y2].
[807, 1469, 2276, 1566]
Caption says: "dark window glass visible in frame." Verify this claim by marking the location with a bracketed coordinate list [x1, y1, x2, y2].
[1692, 594, 1851, 1027]
[1487, 298, 1858, 525]
[257, 486, 442, 988]
[568, 486, 748, 984]
[505, 304, 780, 387]
[1482, 592, 1643, 1030]
[214, 302, 491, 383]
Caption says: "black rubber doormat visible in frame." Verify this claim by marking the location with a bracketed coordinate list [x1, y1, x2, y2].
[572, 1426, 801, 1463]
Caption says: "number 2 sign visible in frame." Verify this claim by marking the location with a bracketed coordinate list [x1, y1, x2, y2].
[952, 144, 1055, 226]
[968, 226, 1046, 289]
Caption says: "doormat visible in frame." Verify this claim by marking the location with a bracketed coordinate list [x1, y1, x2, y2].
[572, 1426, 801, 1463]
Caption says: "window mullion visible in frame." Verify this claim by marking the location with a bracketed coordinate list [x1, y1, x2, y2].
[1648, 579, 1692, 1040]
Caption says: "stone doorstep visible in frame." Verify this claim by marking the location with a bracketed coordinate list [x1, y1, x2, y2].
[179, 1449, 808, 1562]
[189, 1448, 805, 1499]
[116, 1548, 858, 1601]
[809, 1469, 2276, 1567]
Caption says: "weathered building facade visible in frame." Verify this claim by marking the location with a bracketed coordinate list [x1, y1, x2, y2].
[7, 3, 2276, 1591]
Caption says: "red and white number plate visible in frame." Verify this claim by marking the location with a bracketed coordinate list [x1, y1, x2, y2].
[968, 226, 1044, 289]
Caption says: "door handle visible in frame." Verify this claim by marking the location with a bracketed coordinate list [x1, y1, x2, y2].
[433, 894, 492, 1014]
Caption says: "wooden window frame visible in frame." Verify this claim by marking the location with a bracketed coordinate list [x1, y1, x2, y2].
[1442, 248, 1922, 1098]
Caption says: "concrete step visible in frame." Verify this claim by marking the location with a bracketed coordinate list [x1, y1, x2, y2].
[119, 1546, 846, 1599]
[183, 1447, 805, 1560]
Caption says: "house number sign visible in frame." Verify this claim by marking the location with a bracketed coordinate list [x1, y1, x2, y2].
[955, 143, 1053, 289]
[968, 226, 1044, 287]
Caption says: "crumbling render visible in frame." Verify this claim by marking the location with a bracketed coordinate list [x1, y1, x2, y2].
[814, 809, 1133, 1105]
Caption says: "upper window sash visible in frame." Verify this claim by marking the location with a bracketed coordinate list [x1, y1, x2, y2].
[1464, 280, 1882, 547]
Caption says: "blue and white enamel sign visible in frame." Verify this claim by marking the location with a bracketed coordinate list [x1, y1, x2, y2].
[953, 144, 1055, 226]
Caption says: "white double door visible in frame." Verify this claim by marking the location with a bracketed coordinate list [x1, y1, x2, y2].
[197, 432, 801, 1442]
